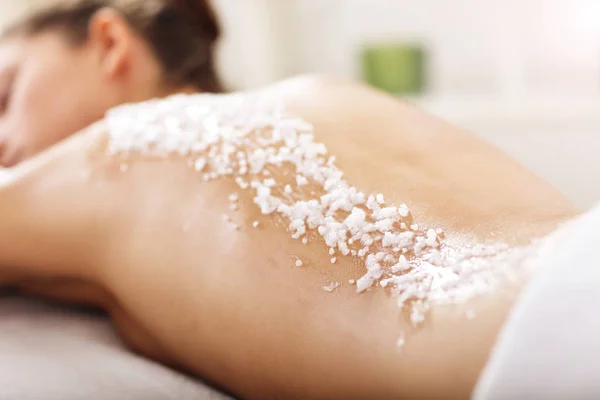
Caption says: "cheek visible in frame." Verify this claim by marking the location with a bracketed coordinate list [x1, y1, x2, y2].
[14, 60, 108, 156]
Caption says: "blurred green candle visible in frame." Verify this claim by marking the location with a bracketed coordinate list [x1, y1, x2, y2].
[362, 42, 427, 95]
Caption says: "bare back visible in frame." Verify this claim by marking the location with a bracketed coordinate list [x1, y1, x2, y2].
[0, 76, 577, 399]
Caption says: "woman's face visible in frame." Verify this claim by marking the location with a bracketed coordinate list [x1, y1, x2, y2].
[0, 18, 166, 168]
[0, 33, 116, 167]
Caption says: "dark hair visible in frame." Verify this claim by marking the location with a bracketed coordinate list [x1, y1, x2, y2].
[4, 0, 223, 92]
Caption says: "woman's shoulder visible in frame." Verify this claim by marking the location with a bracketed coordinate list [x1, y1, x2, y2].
[259, 74, 394, 106]
[263, 74, 358, 94]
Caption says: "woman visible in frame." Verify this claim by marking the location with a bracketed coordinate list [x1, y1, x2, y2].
[0, 1, 579, 399]
[0, 0, 222, 167]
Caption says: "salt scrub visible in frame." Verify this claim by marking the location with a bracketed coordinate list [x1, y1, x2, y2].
[323, 282, 341, 292]
[396, 332, 406, 349]
[106, 92, 529, 327]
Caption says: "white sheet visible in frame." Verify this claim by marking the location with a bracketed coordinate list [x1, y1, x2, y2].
[0, 296, 231, 400]
[474, 203, 600, 399]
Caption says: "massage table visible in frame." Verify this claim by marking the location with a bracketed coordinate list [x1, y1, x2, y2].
[0, 296, 230, 400]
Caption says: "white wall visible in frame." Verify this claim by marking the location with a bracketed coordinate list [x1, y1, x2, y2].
[0, 1, 33, 27]
[229, 0, 600, 97]
[211, 0, 282, 89]
[468, 123, 600, 210]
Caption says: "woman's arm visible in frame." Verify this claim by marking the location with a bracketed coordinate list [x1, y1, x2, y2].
[0, 142, 179, 372]
[0, 123, 116, 282]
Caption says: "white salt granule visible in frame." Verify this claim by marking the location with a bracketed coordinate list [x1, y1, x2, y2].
[330, 257, 337, 264]
[391, 255, 410, 273]
[426, 249, 442, 266]
[106, 91, 527, 342]
[360, 234, 373, 246]
[355, 275, 375, 293]
[296, 175, 308, 186]
[384, 254, 396, 264]
[426, 229, 437, 247]
[235, 177, 249, 189]
[396, 333, 406, 349]
[323, 282, 340, 292]
[398, 204, 410, 218]
[252, 221, 260, 228]
[366, 196, 380, 211]
[375, 218, 394, 232]
[195, 158, 207, 171]
[410, 307, 426, 326]
[375, 207, 398, 220]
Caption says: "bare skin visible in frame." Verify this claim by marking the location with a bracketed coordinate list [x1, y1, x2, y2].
[0, 75, 578, 399]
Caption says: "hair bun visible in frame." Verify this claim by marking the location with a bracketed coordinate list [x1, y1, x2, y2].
[168, 0, 220, 42]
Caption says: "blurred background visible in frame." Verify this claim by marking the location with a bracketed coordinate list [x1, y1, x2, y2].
[1, 0, 599, 208]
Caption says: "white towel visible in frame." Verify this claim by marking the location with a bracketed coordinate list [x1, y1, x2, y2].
[474, 204, 600, 399]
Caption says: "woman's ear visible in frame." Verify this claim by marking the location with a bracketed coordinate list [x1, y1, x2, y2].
[87, 8, 133, 79]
